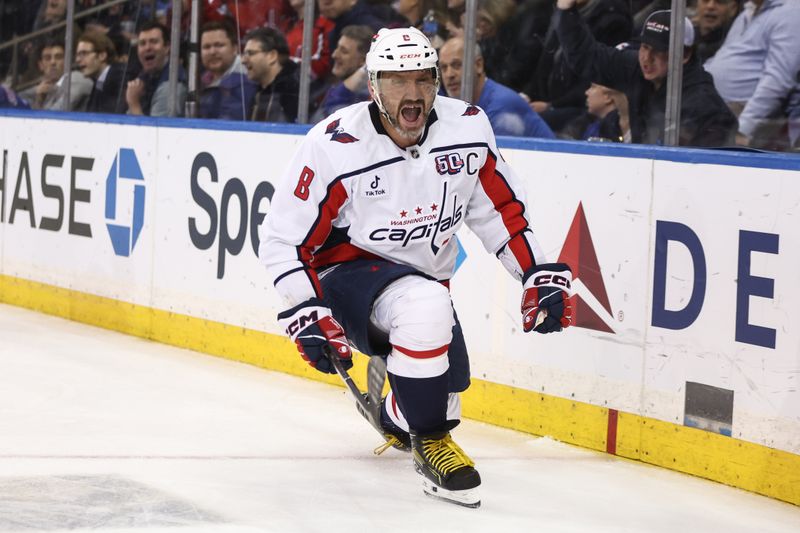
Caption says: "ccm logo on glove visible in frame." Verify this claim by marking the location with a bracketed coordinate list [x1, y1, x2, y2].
[521, 263, 574, 334]
[530, 273, 571, 289]
[277, 298, 353, 374]
[283, 310, 321, 337]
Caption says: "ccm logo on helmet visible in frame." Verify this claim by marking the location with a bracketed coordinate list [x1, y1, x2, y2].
[534, 274, 571, 289]
[285, 310, 319, 336]
[399, 53, 422, 59]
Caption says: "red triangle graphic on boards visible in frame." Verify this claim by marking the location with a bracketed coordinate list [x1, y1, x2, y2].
[571, 294, 615, 333]
[557, 202, 614, 331]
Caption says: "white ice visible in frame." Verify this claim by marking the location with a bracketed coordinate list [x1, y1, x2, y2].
[0, 302, 798, 533]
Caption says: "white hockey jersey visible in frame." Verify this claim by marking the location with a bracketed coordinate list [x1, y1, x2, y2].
[259, 96, 545, 306]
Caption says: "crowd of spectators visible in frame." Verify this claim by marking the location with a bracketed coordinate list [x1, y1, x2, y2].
[0, 0, 798, 151]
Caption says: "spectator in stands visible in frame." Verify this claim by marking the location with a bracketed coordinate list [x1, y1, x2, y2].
[33, 0, 67, 31]
[20, 38, 93, 111]
[318, 0, 386, 50]
[443, 0, 466, 37]
[556, 4, 737, 147]
[443, 0, 550, 93]
[0, 58, 30, 108]
[472, 0, 515, 79]
[583, 83, 620, 139]
[153, 0, 170, 26]
[392, 0, 449, 49]
[394, 0, 438, 29]
[365, 0, 409, 26]
[19, 1, 77, 85]
[0, 2, 30, 78]
[125, 22, 187, 117]
[83, 3, 124, 32]
[526, 0, 632, 134]
[563, 82, 624, 141]
[285, 0, 335, 81]
[139, 0, 170, 24]
[486, 0, 552, 93]
[242, 27, 300, 122]
[788, 85, 800, 149]
[313, 24, 372, 119]
[704, 0, 800, 150]
[199, 20, 257, 120]
[692, 0, 739, 64]
[78, 31, 130, 114]
[438, 36, 555, 138]
[202, 0, 294, 37]
[107, 31, 133, 67]
[81, 2, 136, 61]
[1, 1, 38, 39]
[0, 87, 29, 108]
[1, 2, 38, 76]
[610, 87, 631, 142]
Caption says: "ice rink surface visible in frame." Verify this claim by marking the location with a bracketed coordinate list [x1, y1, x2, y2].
[1, 303, 798, 533]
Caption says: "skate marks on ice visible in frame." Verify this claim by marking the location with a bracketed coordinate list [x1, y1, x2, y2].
[0, 474, 222, 530]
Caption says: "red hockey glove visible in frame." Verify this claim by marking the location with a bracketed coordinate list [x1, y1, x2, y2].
[521, 263, 574, 334]
[277, 298, 353, 374]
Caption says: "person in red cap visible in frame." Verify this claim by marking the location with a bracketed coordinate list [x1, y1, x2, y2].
[555, 1, 737, 147]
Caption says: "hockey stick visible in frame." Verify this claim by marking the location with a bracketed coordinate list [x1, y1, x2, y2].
[365, 356, 387, 416]
[327, 350, 386, 437]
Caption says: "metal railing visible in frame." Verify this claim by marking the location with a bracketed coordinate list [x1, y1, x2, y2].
[664, 3, 687, 147]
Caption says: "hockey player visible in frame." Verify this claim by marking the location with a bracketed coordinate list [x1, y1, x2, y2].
[259, 27, 573, 507]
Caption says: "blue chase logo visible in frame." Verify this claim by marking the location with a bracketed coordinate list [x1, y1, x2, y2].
[105, 148, 145, 257]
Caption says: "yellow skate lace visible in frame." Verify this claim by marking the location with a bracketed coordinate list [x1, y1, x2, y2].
[373, 435, 403, 455]
[421, 434, 475, 475]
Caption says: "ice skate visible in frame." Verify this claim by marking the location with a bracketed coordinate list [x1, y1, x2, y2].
[411, 431, 481, 508]
[359, 394, 411, 454]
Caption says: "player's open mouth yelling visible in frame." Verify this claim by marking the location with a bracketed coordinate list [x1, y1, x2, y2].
[398, 101, 425, 130]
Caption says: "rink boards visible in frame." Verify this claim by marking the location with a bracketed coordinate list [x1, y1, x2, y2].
[1, 110, 798, 506]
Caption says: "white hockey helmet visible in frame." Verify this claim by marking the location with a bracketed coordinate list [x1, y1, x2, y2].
[366, 27, 440, 116]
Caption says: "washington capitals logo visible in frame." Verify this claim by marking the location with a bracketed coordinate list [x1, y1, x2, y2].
[325, 119, 359, 143]
[462, 105, 480, 116]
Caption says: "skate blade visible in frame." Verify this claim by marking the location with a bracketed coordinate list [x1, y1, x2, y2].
[421, 477, 481, 508]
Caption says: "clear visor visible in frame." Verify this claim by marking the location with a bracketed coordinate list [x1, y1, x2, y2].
[374, 70, 438, 101]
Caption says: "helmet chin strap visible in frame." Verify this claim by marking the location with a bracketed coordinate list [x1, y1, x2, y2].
[369, 71, 390, 121]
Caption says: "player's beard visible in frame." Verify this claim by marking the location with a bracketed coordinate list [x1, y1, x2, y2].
[385, 98, 429, 141]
